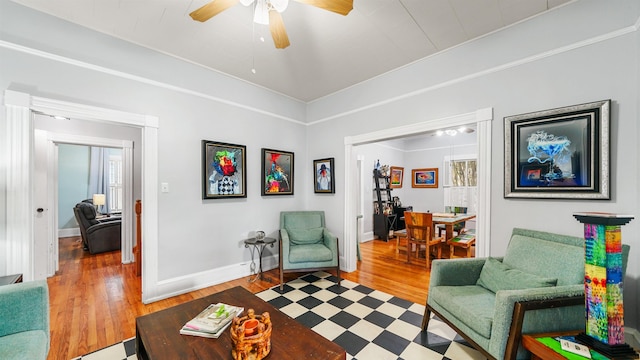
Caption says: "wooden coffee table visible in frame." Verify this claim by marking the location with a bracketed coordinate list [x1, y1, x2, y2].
[136, 286, 346, 360]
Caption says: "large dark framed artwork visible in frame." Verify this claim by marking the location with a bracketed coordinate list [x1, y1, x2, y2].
[504, 99, 610, 199]
[262, 148, 294, 196]
[202, 140, 246, 199]
[314, 158, 335, 194]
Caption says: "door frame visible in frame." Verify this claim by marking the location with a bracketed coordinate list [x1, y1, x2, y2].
[37, 130, 134, 275]
[4, 90, 160, 303]
[343, 108, 493, 272]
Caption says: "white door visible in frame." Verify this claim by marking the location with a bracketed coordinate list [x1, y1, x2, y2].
[33, 130, 55, 279]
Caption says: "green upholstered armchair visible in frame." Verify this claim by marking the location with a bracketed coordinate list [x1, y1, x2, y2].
[0, 280, 50, 359]
[279, 211, 340, 290]
[423, 228, 630, 360]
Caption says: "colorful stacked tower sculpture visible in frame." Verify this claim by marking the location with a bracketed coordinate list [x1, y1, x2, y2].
[573, 212, 638, 359]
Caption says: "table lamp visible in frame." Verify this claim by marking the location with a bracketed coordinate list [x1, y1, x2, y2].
[93, 194, 106, 214]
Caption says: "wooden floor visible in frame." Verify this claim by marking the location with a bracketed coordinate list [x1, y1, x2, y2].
[47, 236, 445, 360]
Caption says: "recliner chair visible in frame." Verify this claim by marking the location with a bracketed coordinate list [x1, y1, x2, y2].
[73, 202, 122, 254]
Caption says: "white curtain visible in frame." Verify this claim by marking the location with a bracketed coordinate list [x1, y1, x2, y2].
[89, 147, 110, 212]
[444, 187, 478, 214]
[443, 158, 478, 214]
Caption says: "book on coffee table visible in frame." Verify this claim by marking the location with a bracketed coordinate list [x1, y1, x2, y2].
[180, 303, 244, 338]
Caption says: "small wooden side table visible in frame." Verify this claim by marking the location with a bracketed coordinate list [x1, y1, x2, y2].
[522, 331, 634, 360]
[0, 273, 23, 286]
[447, 235, 475, 258]
[244, 237, 276, 283]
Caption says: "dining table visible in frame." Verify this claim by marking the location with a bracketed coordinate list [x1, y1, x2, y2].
[432, 213, 476, 241]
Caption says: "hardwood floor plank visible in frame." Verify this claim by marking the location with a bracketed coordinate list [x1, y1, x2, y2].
[46, 236, 449, 359]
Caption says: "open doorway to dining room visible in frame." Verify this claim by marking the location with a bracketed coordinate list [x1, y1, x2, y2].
[342, 108, 493, 273]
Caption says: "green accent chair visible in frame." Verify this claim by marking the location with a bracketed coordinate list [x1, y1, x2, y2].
[0, 280, 50, 359]
[423, 228, 630, 360]
[279, 211, 340, 290]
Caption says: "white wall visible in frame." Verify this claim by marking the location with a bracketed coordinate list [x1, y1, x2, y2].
[0, 1, 307, 285]
[1, 0, 639, 330]
[403, 131, 477, 214]
[352, 141, 404, 240]
[306, 1, 640, 329]
[352, 132, 478, 239]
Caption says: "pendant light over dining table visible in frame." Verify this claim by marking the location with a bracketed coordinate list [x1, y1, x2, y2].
[189, 0, 353, 49]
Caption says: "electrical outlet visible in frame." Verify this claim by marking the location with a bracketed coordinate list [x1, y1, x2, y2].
[161, 183, 169, 193]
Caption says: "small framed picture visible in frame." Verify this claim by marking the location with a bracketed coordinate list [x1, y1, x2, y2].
[313, 158, 335, 194]
[389, 166, 404, 188]
[202, 140, 247, 199]
[412, 168, 438, 188]
[262, 148, 294, 195]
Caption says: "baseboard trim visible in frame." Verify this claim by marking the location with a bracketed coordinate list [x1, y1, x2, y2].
[145, 255, 279, 304]
[59, 227, 80, 238]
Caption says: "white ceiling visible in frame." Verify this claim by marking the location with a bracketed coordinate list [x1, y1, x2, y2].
[11, 0, 570, 102]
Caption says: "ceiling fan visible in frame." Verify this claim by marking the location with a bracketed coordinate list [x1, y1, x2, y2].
[190, 0, 354, 49]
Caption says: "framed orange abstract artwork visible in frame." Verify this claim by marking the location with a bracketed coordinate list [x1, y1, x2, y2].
[389, 166, 404, 188]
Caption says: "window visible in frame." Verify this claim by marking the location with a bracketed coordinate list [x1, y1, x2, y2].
[443, 155, 477, 214]
[108, 154, 123, 213]
[448, 159, 477, 187]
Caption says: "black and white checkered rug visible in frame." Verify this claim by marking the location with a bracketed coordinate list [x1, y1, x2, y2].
[73, 272, 485, 360]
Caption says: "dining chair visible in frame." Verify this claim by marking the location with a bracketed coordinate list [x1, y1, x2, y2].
[395, 229, 407, 254]
[404, 211, 444, 268]
[437, 206, 468, 237]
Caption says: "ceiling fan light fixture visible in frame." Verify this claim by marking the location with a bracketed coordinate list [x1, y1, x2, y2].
[270, 0, 289, 12]
[253, 0, 269, 25]
[189, 0, 354, 49]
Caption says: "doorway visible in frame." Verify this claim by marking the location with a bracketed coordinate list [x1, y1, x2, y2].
[343, 108, 493, 272]
[33, 127, 135, 277]
[4, 90, 160, 303]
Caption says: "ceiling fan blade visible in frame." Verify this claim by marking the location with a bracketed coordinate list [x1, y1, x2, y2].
[293, 0, 353, 16]
[269, 10, 290, 49]
[190, 0, 240, 22]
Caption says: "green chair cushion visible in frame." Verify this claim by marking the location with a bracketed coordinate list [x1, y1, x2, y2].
[430, 285, 496, 338]
[287, 228, 324, 245]
[0, 330, 48, 360]
[476, 257, 558, 293]
[289, 243, 333, 263]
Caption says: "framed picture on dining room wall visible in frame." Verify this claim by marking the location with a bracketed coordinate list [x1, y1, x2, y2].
[412, 168, 438, 188]
[313, 158, 335, 193]
[262, 148, 294, 195]
[504, 99, 610, 199]
[202, 140, 247, 199]
[389, 166, 404, 188]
